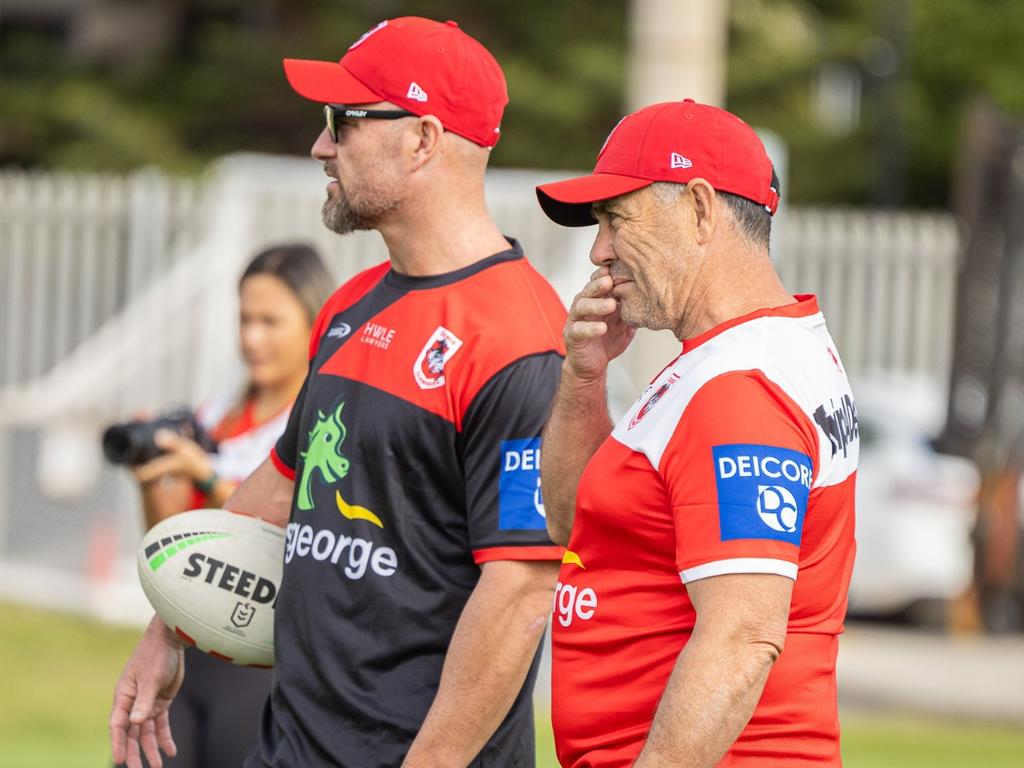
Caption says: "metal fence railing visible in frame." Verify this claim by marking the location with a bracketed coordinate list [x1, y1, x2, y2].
[777, 207, 960, 380]
[1, 161, 960, 401]
[0, 156, 962, 621]
[0, 168, 204, 390]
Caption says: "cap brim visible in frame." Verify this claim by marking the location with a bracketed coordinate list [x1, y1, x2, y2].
[282, 58, 381, 105]
[536, 173, 653, 227]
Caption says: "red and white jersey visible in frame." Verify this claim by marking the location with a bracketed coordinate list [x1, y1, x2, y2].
[197, 393, 291, 483]
[551, 295, 858, 768]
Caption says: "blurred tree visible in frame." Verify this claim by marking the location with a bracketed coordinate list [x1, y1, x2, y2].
[0, 0, 625, 174]
[1, 0, 1022, 208]
[728, 0, 1024, 207]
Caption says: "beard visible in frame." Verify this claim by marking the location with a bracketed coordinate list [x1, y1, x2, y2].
[614, 272, 672, 330]
[321, 179, 402, 235]
[618, 293, 665, 329]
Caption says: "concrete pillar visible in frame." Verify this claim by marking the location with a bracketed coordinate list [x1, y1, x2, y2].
[614, 0, 731, 397]
[627, 0, 730, 109]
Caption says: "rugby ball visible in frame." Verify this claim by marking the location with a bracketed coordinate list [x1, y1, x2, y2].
[138, 508, 285, 667]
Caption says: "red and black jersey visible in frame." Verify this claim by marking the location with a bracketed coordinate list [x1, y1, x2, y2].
[249, 240, 566, 768]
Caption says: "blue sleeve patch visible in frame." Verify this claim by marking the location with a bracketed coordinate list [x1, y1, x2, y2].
[712, 443, 812, 545]
[499, 437, 547, 530]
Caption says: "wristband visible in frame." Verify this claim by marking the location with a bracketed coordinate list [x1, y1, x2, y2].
[194, 470, 219, 496]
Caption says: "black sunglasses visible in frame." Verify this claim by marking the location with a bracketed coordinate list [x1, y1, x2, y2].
[323, 105, 416, 142]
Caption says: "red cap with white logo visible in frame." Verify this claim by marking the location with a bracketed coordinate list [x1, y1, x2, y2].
[283, 17, 507, 148]
[536, 100, 780, 226]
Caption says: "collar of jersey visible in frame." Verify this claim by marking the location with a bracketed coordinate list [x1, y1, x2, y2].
[384, 237, 524, 291]
[681, 294, 820, 354]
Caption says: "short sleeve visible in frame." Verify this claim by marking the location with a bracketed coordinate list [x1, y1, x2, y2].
[659, 371, 819, 583]
[458, 352, 565, 564]
[270, 374, 309, 480]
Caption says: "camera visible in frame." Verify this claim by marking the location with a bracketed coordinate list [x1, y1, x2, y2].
[102, 408, 218, 466]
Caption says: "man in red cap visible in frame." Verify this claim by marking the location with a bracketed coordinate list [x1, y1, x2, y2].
[537, 100, 858, 767]
[111, 17, 566, 768]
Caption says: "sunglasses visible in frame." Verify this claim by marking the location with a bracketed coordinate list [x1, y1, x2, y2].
[323, 104, 416, 143]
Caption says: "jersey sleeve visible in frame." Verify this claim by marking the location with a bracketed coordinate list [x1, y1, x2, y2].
[659, 370, 819, 583]
[269, 373, 309, 480]
[458, 352, 565, 564]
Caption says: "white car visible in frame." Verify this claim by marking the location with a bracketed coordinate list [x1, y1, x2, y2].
[848, 374, 978, 617]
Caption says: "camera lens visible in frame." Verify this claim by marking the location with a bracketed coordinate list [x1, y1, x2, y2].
[102, 425, 140, 465]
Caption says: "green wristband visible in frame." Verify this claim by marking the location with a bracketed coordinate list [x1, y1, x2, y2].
[194, 470, 219, 496]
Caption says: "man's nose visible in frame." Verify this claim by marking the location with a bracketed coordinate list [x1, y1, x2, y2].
[589, 223, 615, 267]
[311, 128, 336, 161]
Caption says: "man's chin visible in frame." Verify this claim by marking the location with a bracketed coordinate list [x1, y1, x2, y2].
[617, 301, 643, 328]
[322, 200, 365, 235]
[619, 302, 663, 331]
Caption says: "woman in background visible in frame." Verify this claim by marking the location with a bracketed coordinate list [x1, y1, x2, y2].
[129, 243, 333, 768]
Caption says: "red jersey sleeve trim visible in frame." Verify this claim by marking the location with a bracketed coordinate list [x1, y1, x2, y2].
[269, 447, 296, 481]
[473, 545, 564, 564]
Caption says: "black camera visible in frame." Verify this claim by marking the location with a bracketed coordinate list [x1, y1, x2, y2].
[102, 408, 218, 466]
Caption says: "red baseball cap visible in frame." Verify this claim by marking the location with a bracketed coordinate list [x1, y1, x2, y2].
[283, 17, 507, 148]
[537, 100, 780, 226]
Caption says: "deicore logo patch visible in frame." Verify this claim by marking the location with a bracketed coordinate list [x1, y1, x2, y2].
[145, 531, 230, 571]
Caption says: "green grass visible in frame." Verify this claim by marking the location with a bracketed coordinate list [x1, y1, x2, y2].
[2, 602, 1024, 767]
[535, 710, 1024, 768]
[839, 713, 1024, 767]
[0, 602, 142, 768]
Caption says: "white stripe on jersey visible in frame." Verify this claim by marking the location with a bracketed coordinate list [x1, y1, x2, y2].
[611, 310, 858, 491]
[680, 557, 799, 583]
[197, 393, 291, 483]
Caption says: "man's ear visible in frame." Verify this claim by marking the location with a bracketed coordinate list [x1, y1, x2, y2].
[409, 115, 445, 171]
[686, 178, 718, 245]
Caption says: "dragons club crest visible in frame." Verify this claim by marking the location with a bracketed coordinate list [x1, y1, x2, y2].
[628, 373, 682, 430]
[413, 326, 463, 390]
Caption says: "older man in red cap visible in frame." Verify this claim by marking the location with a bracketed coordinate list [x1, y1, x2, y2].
[111, 17, 566, 768]
[537, 100, 858, 767]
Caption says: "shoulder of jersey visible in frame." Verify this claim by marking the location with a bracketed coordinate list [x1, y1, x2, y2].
[446, 257, 567, 360]
[689, 311, 828, 377]
[679, 310, 829, 386]
[309, 262, 390, 354]
[615, 312, 833, 458]
[320, 261, 391, 319]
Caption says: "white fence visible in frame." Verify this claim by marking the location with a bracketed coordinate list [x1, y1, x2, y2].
[775, 208, 958, 379]
[0, 169, 205, 389]
[0, 157, 961, 621]
[0, 160, 960, 402]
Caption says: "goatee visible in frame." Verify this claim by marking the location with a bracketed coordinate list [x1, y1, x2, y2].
[321, 183, 401, 235]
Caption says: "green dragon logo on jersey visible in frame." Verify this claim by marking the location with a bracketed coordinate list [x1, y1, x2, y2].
[298, 402, 351, 511]
[296, 401, 385, 528]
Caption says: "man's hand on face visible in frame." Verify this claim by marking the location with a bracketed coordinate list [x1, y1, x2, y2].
[563, 266, 636, 383]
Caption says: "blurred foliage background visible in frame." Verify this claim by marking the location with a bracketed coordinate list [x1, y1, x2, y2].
[2, 0, 1023, 207]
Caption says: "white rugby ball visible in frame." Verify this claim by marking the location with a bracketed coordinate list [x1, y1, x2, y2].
[138, 508, 285, 667]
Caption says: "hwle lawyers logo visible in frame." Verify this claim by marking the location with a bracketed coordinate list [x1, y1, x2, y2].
[360, 322, 396, 350]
